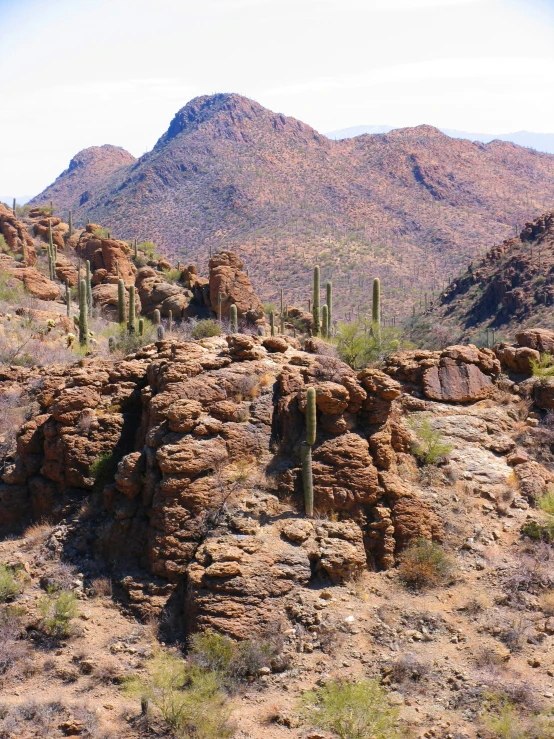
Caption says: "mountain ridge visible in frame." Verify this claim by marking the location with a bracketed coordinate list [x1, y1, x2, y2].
[29, 93, 554, 319]
[326, 124, 554, 154]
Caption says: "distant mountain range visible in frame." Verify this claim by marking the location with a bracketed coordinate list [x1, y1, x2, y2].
[29, 94, 554, 319]
[326, 126, 554, 154]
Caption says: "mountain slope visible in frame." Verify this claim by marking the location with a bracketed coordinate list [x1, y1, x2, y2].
[327, 125, 554, 154]
[414, 211, 554, 346]
[30, 93, 554, 319]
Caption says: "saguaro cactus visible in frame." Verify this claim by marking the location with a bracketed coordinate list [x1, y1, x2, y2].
[85, 260, 92, 314]
[326, 281, 332, 336]
[65, 280, 71, 317]
[117, 279, 126, 324]
[12, 198, 16, 217]
[128, 285, 136, 334]
[157, 324, 165, 341]
[321, 304, 328, 339]
[312, 266, 320, 336]
[134, 238, 138, 260]
[68, 210, 73, 238]
[280, 288, 285, 333]
[302, 386, 317, 517]
[217, 292, 223, 322]
[168, 310, 173, 333]
[270, 310, 275, 337]
[79, 279, 88, 347]
[47, 220, 55, 280]
[153, 309, 161, 325]
[372, 277, 381, 343]
[229, 304, 238, 333]
[138, 318, 144, 336]
[108, 336, 116, 353]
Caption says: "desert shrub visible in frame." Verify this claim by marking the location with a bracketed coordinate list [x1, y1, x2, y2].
[521, 520, 554, 543]
[125, 648, 233, 739]
[540, 590, 554, 615]
[0, 606, 27, 676]
[102, 320, 156, 355]
[398, 539, 455, 589]
[38, 589, 78, 638]
[334, 320, 404, 369]
[504, 546, 554, 599]
[92, 227, 110, 239]
[162, 268, 182, 284]
[530, 353, 554, 381]
[0, 273, 25, 303]
[90, 577, 112, 598]
[300, 678, 401, 739]
[191, 319, 222, 340]
[138, 241, 159, 259]
[188, 629, 275, 686]
[90, 451, 119, 493]
[480, 695, 554, 739]
[0, 566, 19, 602]
[408, 416, 453, 465]
[538, 489, 554, 516]
[388, 652, 429, 684]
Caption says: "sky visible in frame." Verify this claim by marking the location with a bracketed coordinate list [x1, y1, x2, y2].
[1, 0, 554, 197]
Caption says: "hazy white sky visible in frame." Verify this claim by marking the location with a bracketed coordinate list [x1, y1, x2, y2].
[1, 0, 553, 196]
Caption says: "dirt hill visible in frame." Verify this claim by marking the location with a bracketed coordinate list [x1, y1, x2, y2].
[414, 211, 554, 347]
[28, 93, 554, 321]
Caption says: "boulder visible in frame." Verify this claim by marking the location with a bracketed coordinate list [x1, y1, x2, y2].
[516, 329, 554, 354]
[423, 358, 493, 403]
[208, 250, 265, 324]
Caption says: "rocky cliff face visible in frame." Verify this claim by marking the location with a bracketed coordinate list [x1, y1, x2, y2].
[0, 333, 445, 637]
[421, 211, 554, 344]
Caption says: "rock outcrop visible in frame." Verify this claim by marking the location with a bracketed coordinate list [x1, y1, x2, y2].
[208, 251, 265, 325]
[0, 335, 440, 636]
[384, 345, 500, 403]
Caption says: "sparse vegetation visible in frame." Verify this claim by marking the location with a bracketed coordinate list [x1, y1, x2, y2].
[0, 567, 19, 603]
[334, 320, 404, 369]
[38, 589, 78, 638]
[398, 539, 455, 589]
[530, 353, 554, 380]
[191, 319, 222, 339]
[300, 679, 401, 739]
[125, 647, 234, 739]
[408, 416, 453, 465]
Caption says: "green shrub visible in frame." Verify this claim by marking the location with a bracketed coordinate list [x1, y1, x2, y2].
[102, 320, 156, 355]
[92, 227, 111, 239]
[125, 648, 233, 739]
[334, 320, 404, 369]
[0, 565, 19, 602]
[138, 241, 159, 260]
[38, 589, 78, 637]
[538, 489, 554, 516]
[0, 273, 25, 302]
[408, 416, 453, 465]
[300, 678, 401, 739]
[530, 353, 554, 380]
[191, 320, 222, 340]
[481, 695, 554, 739]
[90, 451, 119, 492]
[521, 520, 554, 543]
[189, 629, 275, 685]
[398, 539, 455, 589]
[162, 268, 182, 284]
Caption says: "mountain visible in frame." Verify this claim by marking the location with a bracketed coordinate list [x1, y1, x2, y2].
[327, 125, 554, 154]
[412, 210, 554, 346]
[29, 93, 554, 319]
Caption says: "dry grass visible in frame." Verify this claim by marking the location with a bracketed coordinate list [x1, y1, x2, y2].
[22, 521, 52, 550]
[90, 577, 112, 599]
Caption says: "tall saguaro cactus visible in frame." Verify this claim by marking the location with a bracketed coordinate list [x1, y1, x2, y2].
[128, 285, 136, 334]
[65, 281, 71, 317]
[79, 279, 88, 347]
[68, 210, 73, 238]
[12, 199, 16, 217]
[229, 304, 238, 333]
[302, 387, 317, 517]
[85, 260, 92, 314]
[280, 288, 285, 334]
[326, 280, 332, 336]
[153, 309, 161, 325]
[312, 266, 320, 336]
[117, 279, 126, 324]
[270, 310, 275, 337]
[321, 304, 328, 339]
[372, 277, 381, 343]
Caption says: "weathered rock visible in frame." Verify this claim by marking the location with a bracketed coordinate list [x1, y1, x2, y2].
[208, 251, 265, 324]
[516, 329, 554, 354]
[423, 358, 493, 402]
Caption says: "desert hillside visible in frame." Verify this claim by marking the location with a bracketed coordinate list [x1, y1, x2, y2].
[413, 210, 554, 347]
[28, 93, 554, 320]
[1, 201, 554, 737]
